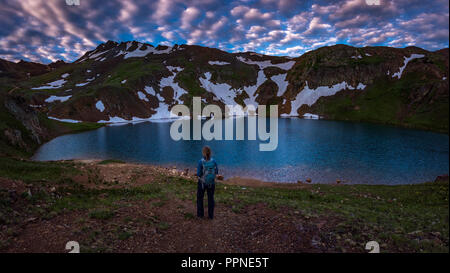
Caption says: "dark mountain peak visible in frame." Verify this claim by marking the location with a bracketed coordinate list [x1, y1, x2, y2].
[0, 58, 51, 79]
[96, 40, 119, 51]
[16, 59, 46, 66]
[49, 60, 67, 69]
[105, 40, 118, 46]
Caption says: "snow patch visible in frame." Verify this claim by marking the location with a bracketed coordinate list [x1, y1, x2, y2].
[200, 63, 270, 108]
[237, 56, 295, 70]
[95, 100, 105, 112]
[242, 69, 266, 106]
[137, 91, 149, 102]
[61, 73, 70, 78]
[303, 113, 320, 119]
[156, 93, 164, 101]
[45, 95, 72, 103]
[32, 79, 67, 90]
[199, 72, 237, 106]
[76, 82, 89, 87]
[392, 54, 425, 79]
[356, 83, 366, 90]
[137, 65, 189, 121]
[115, 50, 125, 57]
[48, 117, 81, 123]
[153, 46, 173, 54]
[97, 110, 187, 123]
[89, 50, 109, 59]
[123, 44, 173, 59]
[159, 66, 187, 103]
[208, 61, 230, 65]
[75, 75, 96, 87]
[126, 41, 133, 50]
[98, 116, 129, 123]
[271, 73, 289, 96]
[289, 81, 363, 116]
[149, 102, 180, 120]
[97, 116, 182, 123]
[144, 86, 156, 96]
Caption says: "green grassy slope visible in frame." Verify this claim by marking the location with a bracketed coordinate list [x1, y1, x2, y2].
[0, 78, 103, 158]
[310, 72, 449, 133]
[288, 45, 449, 133]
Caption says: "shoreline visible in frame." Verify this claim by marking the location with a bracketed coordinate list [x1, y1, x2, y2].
[46, 115, 450, 135]
[74, 159, 304, 187]
[44, 158, 447, 187]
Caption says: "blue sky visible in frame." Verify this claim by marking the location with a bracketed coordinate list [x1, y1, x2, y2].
[0, 0, 448, 63]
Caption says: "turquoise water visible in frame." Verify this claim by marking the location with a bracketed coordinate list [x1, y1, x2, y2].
[33, 118, 449, 184]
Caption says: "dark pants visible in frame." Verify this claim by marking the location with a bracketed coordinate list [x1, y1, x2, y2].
[197, 181, 215, 219]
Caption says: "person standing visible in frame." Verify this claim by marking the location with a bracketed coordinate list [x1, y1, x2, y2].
[196, 146, 218, 219]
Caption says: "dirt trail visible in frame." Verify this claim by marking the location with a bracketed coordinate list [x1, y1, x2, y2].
[7, 86, 19, 94]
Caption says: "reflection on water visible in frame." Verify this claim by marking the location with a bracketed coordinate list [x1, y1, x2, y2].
[33, 118, 449, 185]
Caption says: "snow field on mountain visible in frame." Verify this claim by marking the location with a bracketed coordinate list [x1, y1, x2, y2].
[271, 73, 289, 96]
[392, 54, 425, 79]
[95, 100, 105, 112]
[237, 56, 295, 70]
[289, 81, 366, 116]
[45, 95, 72, 103]
[32, 79, 67, 90]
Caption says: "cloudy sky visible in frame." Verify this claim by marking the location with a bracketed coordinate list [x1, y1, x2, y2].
[0, 0, 448, 63]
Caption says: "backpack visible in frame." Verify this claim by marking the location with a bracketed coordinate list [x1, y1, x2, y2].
[201, 158, 216, 187]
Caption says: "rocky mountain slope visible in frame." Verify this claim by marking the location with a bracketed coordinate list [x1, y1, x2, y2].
[1, 41, 448, 154]
[0, 58, 67, 79]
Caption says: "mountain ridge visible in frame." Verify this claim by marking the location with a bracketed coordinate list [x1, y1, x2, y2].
[0, 41, 448, 156]
[2, 41, 448, 66]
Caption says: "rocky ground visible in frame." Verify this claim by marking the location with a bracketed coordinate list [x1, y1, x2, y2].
[0, 158, 448, 253]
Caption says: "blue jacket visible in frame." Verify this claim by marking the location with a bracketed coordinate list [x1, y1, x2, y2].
[197, 158, 218, 177]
